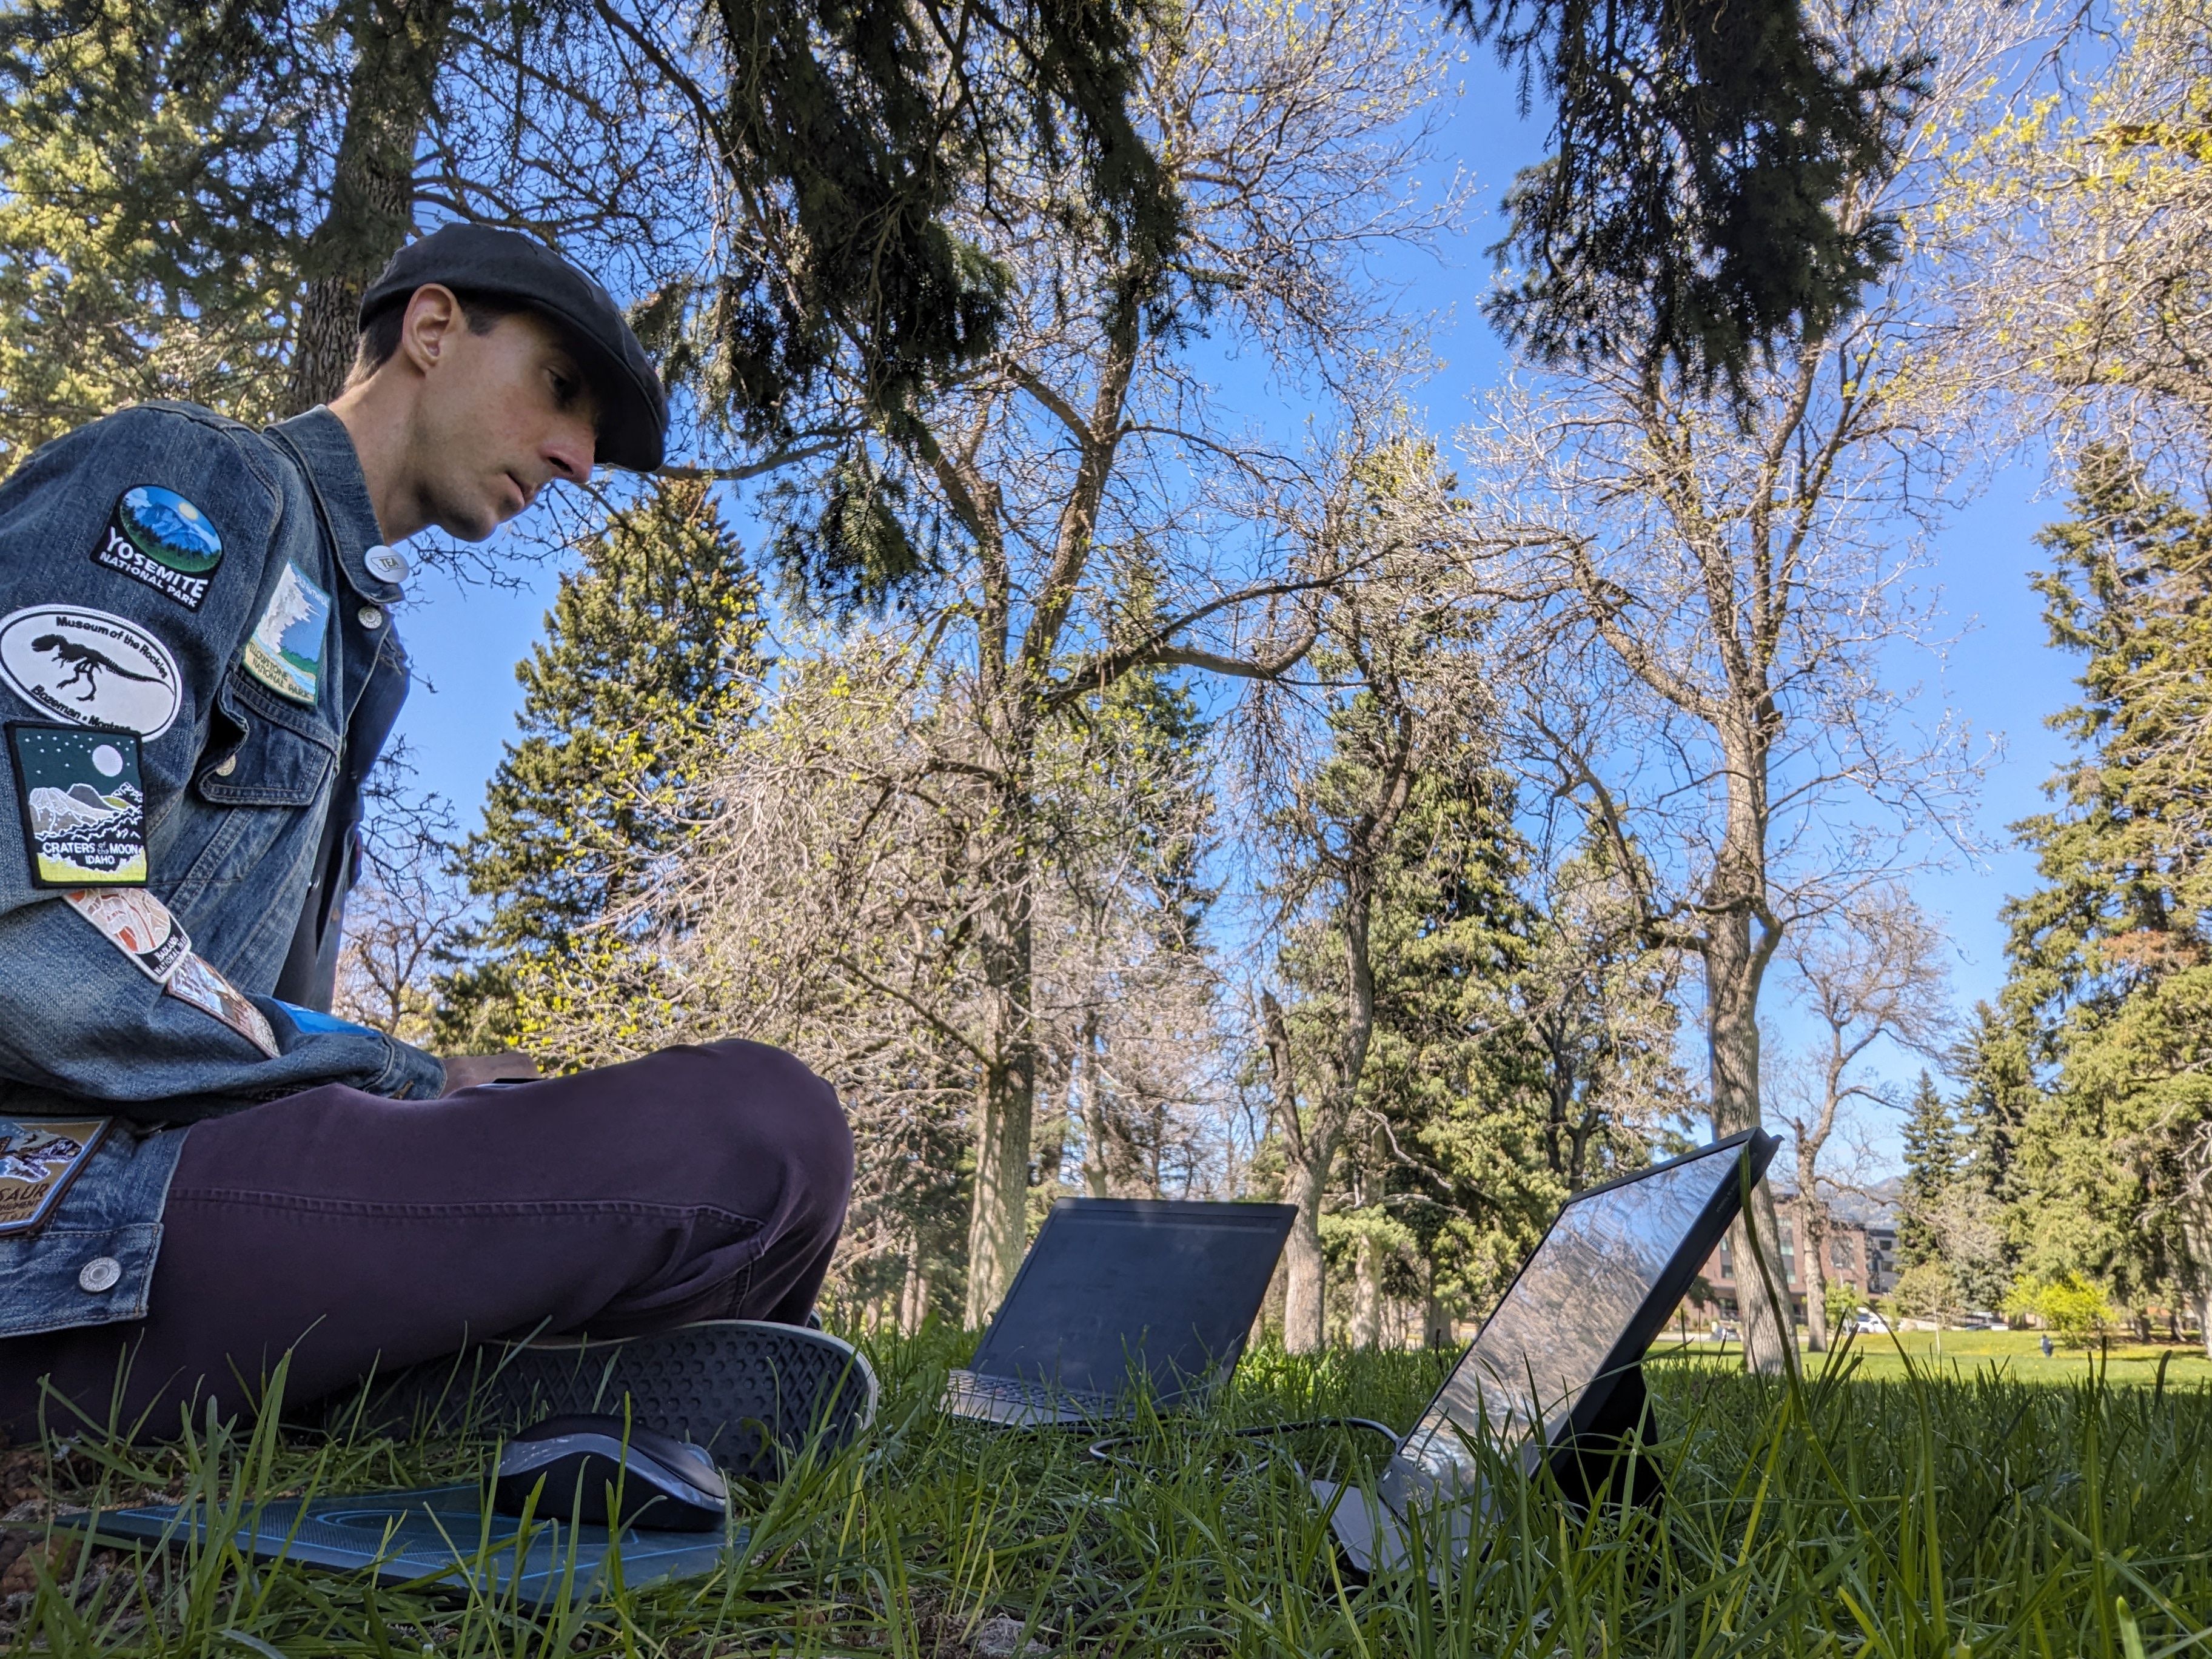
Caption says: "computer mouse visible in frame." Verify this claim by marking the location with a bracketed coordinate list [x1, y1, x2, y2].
[492, 1413, 729, 1532]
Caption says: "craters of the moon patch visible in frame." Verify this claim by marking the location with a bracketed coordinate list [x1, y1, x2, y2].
[7, 723, 146, 886]
[95, 486, 224, 610]
[0, 605, 182, 737]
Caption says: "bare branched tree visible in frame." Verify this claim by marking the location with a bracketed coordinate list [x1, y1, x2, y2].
[332, 748, 473, 1044]
[611, 0, 1460, 1324]
[1458, 0, 2021, 1371]
[1771, 887, 1951, 1348]
[1934, 0, 2212, 482]
[1247, 436, 1486, 1352]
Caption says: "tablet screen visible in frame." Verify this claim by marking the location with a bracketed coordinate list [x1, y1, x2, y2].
[1398, 1141, 1744, 1495]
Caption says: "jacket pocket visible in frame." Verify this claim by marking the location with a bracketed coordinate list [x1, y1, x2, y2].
[196, 669, 338, 808]
[0, 1221, 163, 1337]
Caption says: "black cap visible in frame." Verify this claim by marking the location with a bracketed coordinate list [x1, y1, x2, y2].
[360, 225, 668, 472]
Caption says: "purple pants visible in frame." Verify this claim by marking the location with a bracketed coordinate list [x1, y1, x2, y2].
[0, 1039, 854, 1436]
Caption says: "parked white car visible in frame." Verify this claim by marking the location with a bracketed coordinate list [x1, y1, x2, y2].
[1854, 1310, 1892, 1335]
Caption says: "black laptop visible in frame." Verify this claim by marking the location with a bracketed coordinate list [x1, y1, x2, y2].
[943, 1198, 1298, 1426]
[1313, 1128, 1780, 1574]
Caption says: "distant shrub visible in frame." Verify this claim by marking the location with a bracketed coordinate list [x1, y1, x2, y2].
[1826, 1278, 1864, 1335]
[1892, 1261, 1955, 1322]
[2003, 1272, 2114, 1347]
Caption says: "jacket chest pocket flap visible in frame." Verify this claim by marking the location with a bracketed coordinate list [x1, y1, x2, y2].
[198, 669, 340, 806]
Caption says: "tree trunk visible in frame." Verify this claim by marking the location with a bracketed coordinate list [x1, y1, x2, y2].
[1704, 862, 1789, 1373]
[965, 1048, 1034, 1327]
[1796, 1127, 1831, 1353]
[964, 766, 1039, 1327]
[1273, 986, 1372, 1352]
[1261, 680, 1407, 1355]
[1282, 1153, 1332, 1353]
[1801, 1203, 1829, 1352]
[899, 1248, 931, 1335]
[1350, 1232, 1383, 1350]
[1726, 1181, 1795, 1369]
[2176, 1189, 2212, 1359]
[1424, 1279, 1453, 1349]
[1075, 1016, 1113, 1198]
[286, 0, 458, 414]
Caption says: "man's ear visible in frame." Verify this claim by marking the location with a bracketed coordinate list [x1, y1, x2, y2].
[396, 284, 466, 375]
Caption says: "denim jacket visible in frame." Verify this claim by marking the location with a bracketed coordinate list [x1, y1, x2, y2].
[0, 403, 445, 1340]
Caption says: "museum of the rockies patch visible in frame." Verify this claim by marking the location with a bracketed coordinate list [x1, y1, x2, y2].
[0, 1118, 110, 1236]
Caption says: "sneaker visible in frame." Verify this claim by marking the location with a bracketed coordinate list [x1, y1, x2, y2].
[359, 1320, 878, 1480]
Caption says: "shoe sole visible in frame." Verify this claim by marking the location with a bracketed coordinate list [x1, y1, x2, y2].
[359, 1321, 879, 1480]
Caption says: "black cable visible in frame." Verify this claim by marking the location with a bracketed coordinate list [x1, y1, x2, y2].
[1086, 1415, 1401, 1469]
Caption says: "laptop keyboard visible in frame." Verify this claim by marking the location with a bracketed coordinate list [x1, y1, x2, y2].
[942, 1369, 1119, 1423]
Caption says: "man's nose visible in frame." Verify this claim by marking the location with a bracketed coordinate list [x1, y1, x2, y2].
[546, 416, 596, 486]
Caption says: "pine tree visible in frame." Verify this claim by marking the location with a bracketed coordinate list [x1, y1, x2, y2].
[1951, 1002, 2033, 1207]
[0, 0, 306, 468]
[1897, 1070, 1959, 1270]
[1354, 752, 1548, 1338]
[2000, 448, 2212, 1339]
[434, 481, 769, 1051]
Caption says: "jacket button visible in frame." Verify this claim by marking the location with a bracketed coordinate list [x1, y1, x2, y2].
[212, 754, 237, 777]
[357, 605, 384, 630]
[78, 1257, 122, 1294]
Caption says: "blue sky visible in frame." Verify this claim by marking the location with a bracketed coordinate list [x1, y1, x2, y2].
[383, 55, 2082, 1168]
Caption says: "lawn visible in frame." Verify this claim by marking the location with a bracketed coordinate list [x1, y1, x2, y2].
[1, 1326, 2207, 1656]
[1649, 1327, 2212, 1388]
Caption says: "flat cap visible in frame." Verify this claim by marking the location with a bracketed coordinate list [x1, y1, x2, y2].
[361, 225, 668, 472]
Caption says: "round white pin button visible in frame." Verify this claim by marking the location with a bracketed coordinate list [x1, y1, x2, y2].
[78, 1256, 122, 1294]
[357, 605, 384, 630]
[364, 545, 410, 583]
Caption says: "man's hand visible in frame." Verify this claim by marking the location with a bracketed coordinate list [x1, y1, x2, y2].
[438, 1054, 544, 1094]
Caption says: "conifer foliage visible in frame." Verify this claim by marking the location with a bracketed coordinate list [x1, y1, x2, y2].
[435, 481, 769, 1050]
[2002, 448, 2212, 1345]
[1464, 0, 1923, 394]
[0, 0, 306, 465]
[1897, 1071, 1959, 1272]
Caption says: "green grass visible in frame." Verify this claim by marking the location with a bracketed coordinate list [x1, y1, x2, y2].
[1651, 1327, 2212, 1388]
[4, 1327, 2210, 1656]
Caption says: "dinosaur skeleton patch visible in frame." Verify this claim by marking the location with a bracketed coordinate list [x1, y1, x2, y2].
[0, 1118, 109, 1235]
[0, 605, 181, 737]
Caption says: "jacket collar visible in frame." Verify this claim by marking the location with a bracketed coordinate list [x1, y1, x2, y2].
[265, 407, 403, 605]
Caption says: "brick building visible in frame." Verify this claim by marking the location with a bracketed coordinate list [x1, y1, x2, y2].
[1686, 1190, 1900, 1327]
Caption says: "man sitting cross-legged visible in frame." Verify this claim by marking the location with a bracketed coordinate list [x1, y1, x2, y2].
[0, 227, 866, 1463]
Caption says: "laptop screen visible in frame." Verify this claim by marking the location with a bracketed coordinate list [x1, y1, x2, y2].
[970, 1199, 1296, 1403]
[1396, 1137, 1757, 1496]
